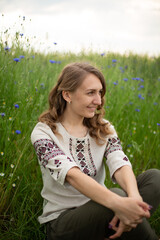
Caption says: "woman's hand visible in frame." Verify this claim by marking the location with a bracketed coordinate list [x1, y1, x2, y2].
[110, 196, 150, 228]
[108, 216, 132, 239]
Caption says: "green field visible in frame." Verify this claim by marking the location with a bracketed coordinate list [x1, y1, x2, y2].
[0, 29, 160, 239]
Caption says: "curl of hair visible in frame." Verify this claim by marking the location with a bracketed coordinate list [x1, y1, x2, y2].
[39, 62, 114, 144]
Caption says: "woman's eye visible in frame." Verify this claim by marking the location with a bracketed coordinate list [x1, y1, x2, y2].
[87, 92, 94, 95]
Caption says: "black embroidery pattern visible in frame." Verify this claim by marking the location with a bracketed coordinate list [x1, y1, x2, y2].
[104, 137, 123, 158]
[69, 138, 96, 176]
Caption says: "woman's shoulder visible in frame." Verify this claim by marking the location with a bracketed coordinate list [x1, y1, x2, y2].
[31, 121, 56, 144]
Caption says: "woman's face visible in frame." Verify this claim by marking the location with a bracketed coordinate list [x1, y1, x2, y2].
[68, 73, 103, 119]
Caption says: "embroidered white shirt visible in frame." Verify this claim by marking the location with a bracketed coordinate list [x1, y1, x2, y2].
[31, 121, 132, 224]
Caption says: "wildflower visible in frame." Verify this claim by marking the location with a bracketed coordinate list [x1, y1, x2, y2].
[11, 164, 14, 168]
[1, 152, 4, 156]
[157, 123, 160, 126]
[14, 104, 19, 108]
[135, 109, 140, 112]
[20, 33, 24, 37]
[140, 78, 144, 82]
[9, 117, 12, 121]
[12, 183, 16, 187]
[13, 58, 20, 62]
[136, 77, 140, 81]
[127, 144, 132, 148]
[113, 82, 118, 85]
[1, 113, 5, 117]
[4, 46, 11, 51]
[23, 16, 25, 21]
[53, 42, 57, 45]
[49, 60, 61, 64]
[49, 60, 56, 63]
[130, 154, 133, 158]
[153, 131, 156, 134]
[138, 94, 144, 100]
[0, 173, 5, 177]
[123, 78, 128, 81]
[153, 102, 158, 105]
[40, 83, 45, 89]
[19, 55, 25, 59]
[15, 130, 21, 134]
[101, 53, 105, 56]
[129, 102, 133, 105]
[112, 59, 117, 63]
[140, 85, 144, 89]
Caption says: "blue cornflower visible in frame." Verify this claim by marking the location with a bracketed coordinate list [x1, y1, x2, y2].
[13, 58, 20, 62]
[127, 144, 132, 147]
[154, 102, 158, 105]
[1, 113, 5, 117]
[129, 102, 133, 105]
[53, 42, 57, 45]
[40, 83, 45, 89]
[101, 53, 105, 56]
[132, 78, 136, 80]
[136, 78, 140, 81]
[157, 123, 160, 126]
[135, 108, 140, 112]
[113, 82, 118, 85]
[112, 59, 117, 63]
[123, 78, 128, 81]
[15, 130, 21, 134]
[140, 78, 144, 82]
[49, 60, 56, 63]
[140, 85, 144, 89]
[20, 33, 24, 37]
[19, 55, 25, 59]
[138, 94, 144, 100]
[4, 46, 11, 51]
[14, 104, 19, 108]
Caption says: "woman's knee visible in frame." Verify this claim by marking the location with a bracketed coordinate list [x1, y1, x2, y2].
[110, 187, 127, 198]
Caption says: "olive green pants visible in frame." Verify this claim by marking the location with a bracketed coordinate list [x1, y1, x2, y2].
[46, 169, 160, 240]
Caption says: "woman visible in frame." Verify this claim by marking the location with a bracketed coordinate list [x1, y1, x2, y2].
[31, 62, 160, 240]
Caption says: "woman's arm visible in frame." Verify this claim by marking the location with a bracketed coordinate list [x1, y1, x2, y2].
[113, 165, 142, 200]
[66, 167, 150, 228]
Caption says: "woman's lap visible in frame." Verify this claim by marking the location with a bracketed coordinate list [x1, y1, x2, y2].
[46, 169, 160, 240]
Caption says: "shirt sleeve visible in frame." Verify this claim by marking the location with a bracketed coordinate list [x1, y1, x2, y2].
[31, 123, 79, 185]
[104, 127, 132, 183]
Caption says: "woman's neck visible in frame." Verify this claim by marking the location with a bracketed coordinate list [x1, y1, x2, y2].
[60, 111, 88, 138]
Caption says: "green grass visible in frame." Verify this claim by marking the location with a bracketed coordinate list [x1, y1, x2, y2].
[0, 29, 160, 239]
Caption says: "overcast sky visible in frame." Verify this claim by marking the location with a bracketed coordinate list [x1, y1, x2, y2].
[1, 0, 160, 55]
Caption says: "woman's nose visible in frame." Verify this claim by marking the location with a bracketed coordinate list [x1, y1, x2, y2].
[93, 94, 101, 105]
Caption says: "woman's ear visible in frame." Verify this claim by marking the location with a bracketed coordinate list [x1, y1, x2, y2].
[62, 91, 71, 104]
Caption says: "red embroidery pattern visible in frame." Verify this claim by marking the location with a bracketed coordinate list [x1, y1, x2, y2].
[69, 138, 96, 176]
[34, 139, 72, 169]
[104, 137, 123, 158]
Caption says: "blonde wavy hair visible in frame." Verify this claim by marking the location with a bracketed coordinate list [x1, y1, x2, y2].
[39, 62, 113, 144]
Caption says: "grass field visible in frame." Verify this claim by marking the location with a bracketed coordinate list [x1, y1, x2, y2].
[0, 27, 160, 239]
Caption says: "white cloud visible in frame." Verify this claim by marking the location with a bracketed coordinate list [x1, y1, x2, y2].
[0, 0, 160, 55]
